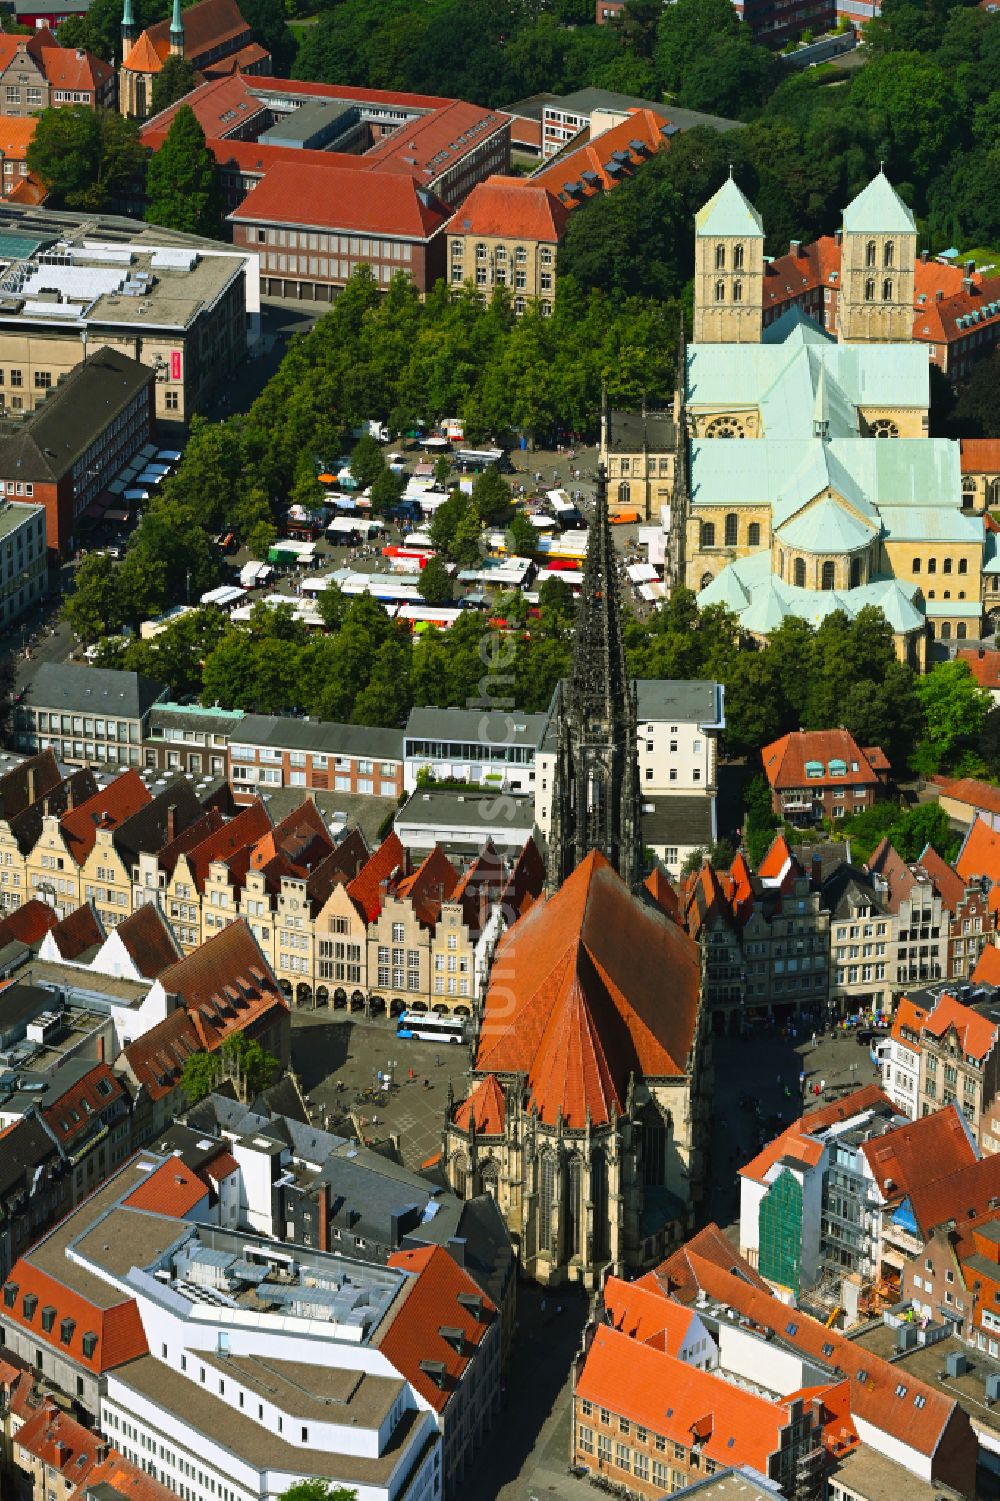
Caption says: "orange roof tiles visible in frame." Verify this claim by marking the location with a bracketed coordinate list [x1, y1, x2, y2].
[394, 844, 460, 929]
[60, 769, 152, 867]
[130, 0, 251, 69]
[603, 1275, 697, 1352]
[861, 1104, 976, 1204]
[0, 898, 58, 947]
[958, 647, 1000, 692]
[474, 850, 701, 1128]
[382, 1244, 496, 1414]
[0, 116, 35, 162]
[532, 108, 671, 208]
[250, 796, 333, 878]
[2, 1259, 147, 1374]
[651, 1222, 771, 1303]
[42, 1062, 125, 1150]
[908, 1153, 1000, 1241]
[498, 835, 545, 922]
[124, 1157, 208, 1217]
[112, 903, 181, 979]
[960, 438, 1000, 475]
[158, 920, 287, 1053]
[644, 865, 679, 919]
[936, 777, 1000, 819]
[577, 1323, 793, 1476]
[122, 1006, 201, 1101]
[453, 1075, 506, 1136]
[231, 160, 451, 238]
[762, 730, 887, 792]
[740, 1084, 897, 1186]
[47, 902, 104, 961]
[202, 1148, 239, 1183]
[915, 843, 967, 912]
[890, 995, 929, 1051]
[450, 176, 570, 243]
[922, 992, 999, 1062]
[15, 1403, 102, 1484]
[121, 32, 165, 72]
[184, 798, 272, 892]
[973, 944, 1000, 986]
[764, 236, 840, 308]
[38, 46, 112, 91]
[70, 1450, 177, 1501]
[956, 815, 1000, 899]
[756, 831, 798, 884]
[347, 832, 406, 922]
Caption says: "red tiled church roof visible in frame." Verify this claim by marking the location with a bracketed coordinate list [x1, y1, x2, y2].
[453, 1075, 506, 1136]
[474, 850, 702, 1128]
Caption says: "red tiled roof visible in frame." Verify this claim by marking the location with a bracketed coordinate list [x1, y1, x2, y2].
[532, 108, 670, 208]
[922, 992, 999, 1062]
[250, 796, 333, 877]
[112, 903, 181, 979]
[158, 919, 288, 1053]
[761, 730, 886, 792]
[939, 777, 1000, 819]
[139, 0, 251, 66]
[1, 1260, 147, 1374]
[453, 1075, 506, 1136]
[603, 1275, 696, 1352]
[890, 996, 929, 1051]
[15, 1403, 101, 1484]
[861, 1104, 976, 1204]
[182, 798, 272, 892]
[498, 835, 545, 922]
[763, 236, 840, 309]
[121, 31, 165, 71]
[960, 439, 1000, 475]
[0, 898, 58, 947]
[347, 833, 407, 923]
[155, 806, 225, 878]
[649, 1223, 771, 1304]
[38, 46, 112, 90]
[230, 160, 451, 237]
[866, 838, 919, 914]
[740, 1084, 897, 1186]
[908, 1153, 1000, 1241]
[958, 648, 1000, 691]
[973, 944, 1000, 986]
[475, 850, 702, 1128]
[0, 116, 35, 163]
[756, 831, 799, 885]
[70, 1450, 177, 1501]
[47, 902, 104, 961]
[915, 843, 967, 912]
[203, 38, 269, 74]
[42, 1062, 125, 1150]
[394, 844, 459, 928]
[7, 172, 49, 207]
[124, 1157, 208, 1217]
[644, 865, 679, 919]
[122, 1006, 201, 1101]
[202, 1149, 239, 1183]
[956, 816, 1000, 901]
[60, 769, 152, 867]
[449, 175, 570, 243]
[382, 1244, 495, 1414]
[577, 1323, 792, 1475]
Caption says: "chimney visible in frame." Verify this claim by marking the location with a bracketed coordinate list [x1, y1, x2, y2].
[65, 777, 74, 811]
[96, 1034, 105, 1063]
[317, 1181, 329, 1252]
[166, 803, 177, 843]
[962, 277, 974, 293]
[834, 228, 842, 247]
[920, 248, 929, 264]
[790, 239, 801, 257]
[53, 1440, 67, 1467]
[95, 1442, 109, 1462]
[936, 289, 943, 302]
[980, 645, 987, 659]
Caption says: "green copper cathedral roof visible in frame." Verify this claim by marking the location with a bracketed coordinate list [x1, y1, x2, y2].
[842, 171, 916, 235]
[694, 177, 764, 239]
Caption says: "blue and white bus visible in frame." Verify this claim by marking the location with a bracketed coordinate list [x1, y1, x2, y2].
[396, 1011, 467, 1044]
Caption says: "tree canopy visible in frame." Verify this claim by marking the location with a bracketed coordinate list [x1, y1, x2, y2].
[146, 104, 222, 238]
[26, 107, 144, 210]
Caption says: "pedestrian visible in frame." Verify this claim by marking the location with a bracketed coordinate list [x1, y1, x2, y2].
[821, 1078, 826, 1093]
[812, 1031, 817, 1047]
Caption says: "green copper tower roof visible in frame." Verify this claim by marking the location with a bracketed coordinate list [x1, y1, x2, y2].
[842, 171, 916, 235]
[694, 177, 764, 239]
[170, 0, 184, 40]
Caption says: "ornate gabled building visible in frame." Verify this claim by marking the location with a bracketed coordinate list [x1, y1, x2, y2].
[442, 849, 710, 1287]
[546, 464, 642, 892]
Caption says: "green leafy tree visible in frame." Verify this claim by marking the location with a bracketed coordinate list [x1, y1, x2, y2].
[237, 0, 297, 75]
[505, 511, 536, 556]
[915, 659, 991, 775]
[247, 519, 277, 557]
[980, 707, 1000, 778]
[418, 554, 453, 606]
[150, 54, 199, 114]
[451, 505, 483, 567]
[743, 773, 779, 869]
[433, 454, 451, 487]
[65, 553, 123, 644]
[350, 433, 385, 490]
[146, 104, 222, 238]
[279, 1483, 357, 1501]
[370, 465, 405, 517]
[27, 107, 144, 210]
[471, 467, 512, 525]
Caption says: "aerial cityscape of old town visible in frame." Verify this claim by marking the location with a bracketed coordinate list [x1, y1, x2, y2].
[0, 1, 998, 1500]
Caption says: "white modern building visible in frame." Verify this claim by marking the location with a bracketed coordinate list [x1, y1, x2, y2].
[402, 708, 548, 795]
[0, 499, 46, 629]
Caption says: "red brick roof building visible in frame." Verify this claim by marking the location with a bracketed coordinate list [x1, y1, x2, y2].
[120, 0, 270, 121]
[762, 231, 1000, 379]
[0, 31, 113, 118]
[443, 849, 709, 1287]
[761, 729, 890, 824]
[141, 74, 511, 300]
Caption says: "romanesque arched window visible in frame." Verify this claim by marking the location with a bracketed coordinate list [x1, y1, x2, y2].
[732, 280, 743, 303]
[941, 621, 952, 640]
[701, 521, 715, 548]
[794, 557, 806, 588]
[725, 513, 738, 547]
[864, 278, 875, 302]
[748, 522, 761, 547]
[884, 241, 894, 269]
[883, 278, 893, 302]
[865, 240, 876, 268]
[734, 243, 745, 271]
[715, 243, 726, 270]
[957, 622, 968, 640]
[821, 560, 836, 590]
[714, 280, 725, 302]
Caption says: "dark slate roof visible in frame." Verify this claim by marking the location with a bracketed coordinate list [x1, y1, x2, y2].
[21, 664, 165, 720]
[605, 408, 677, 455]
[0, 1114, 62, 1205]
[406, 1192, 515, 1312]
[820, 862, 890, 920]
[403, 706, 547, 748]
[640, 794, 714, 846]
[635, 679, 724, 727]
[236, 714, 403, 763]
[0, 347, 152, 483]
[112, 778, 204, 863]
[794, 841, 852, 884]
